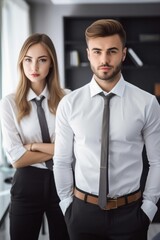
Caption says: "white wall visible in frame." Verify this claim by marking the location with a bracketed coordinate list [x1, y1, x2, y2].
[2, 0, 30, 97]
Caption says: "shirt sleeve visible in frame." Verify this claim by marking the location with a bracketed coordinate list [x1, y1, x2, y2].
[142, 96, 160, 221]
[0, 96, 27, 164]
[53, 97, 74, 214]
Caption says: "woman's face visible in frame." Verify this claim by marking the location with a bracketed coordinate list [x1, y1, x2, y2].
[22, 43, 52, 88]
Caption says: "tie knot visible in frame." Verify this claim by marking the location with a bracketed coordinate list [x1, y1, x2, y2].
[33, 96, 45, 107]
[99, 92, 115, 104]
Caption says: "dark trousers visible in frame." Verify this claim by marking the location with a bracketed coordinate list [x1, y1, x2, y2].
[9, 166, 69, 240]
[65, 196, 150, 240]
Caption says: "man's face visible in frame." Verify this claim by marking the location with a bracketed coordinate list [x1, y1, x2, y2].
[87, 34, 127, 83]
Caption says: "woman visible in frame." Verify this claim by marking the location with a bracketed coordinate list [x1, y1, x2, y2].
[0, 33, 70, 240]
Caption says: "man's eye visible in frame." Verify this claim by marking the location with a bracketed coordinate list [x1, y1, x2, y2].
[109, 50, 117, 54]
[93, 51, 100, 54]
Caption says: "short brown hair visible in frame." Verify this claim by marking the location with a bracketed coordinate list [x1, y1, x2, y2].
[85, 19, 126, 48]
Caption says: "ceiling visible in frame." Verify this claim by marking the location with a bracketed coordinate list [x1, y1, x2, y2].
[51, 0, 160, 3]
[26, 0, 51, 3]
[27, 0, 160, 4]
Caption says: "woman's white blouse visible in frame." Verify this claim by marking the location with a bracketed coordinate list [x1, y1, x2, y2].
[0, 86, 70, 169]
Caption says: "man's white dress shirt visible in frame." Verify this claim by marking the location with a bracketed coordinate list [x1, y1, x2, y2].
[54, 75, 160, 221]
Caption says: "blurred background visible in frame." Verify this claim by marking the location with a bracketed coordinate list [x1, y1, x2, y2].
[0, 0, 160, 239]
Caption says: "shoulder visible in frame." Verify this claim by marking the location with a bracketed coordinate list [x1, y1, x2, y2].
[125, 81, 155, 100]
[63, 84, 90, 101]
[58, 84, 90, 111]
[123, 81, 160, 114]
[63, 88, 72, 95]
[0, 94, 17, 120]
[0, 93, 16, 108]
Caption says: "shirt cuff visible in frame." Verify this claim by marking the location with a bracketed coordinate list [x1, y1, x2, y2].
[59, 196, 73, 215]
[7, 146, 27, 164]
[141, 199, 158, 222]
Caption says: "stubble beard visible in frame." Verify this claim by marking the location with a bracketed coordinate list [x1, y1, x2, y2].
[91, 61, 123, 82]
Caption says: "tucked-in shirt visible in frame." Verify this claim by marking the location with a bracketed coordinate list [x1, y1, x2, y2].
[0, 86, 70, 169]
[54, 75, 160, 221]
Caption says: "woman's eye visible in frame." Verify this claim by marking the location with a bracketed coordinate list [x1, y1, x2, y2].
[24, 58, 31, 62]
[39, 58, 47, 63]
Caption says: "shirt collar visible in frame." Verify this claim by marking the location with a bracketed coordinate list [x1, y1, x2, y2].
[27, 85, 49, 102]
[90, 74, 126, 98]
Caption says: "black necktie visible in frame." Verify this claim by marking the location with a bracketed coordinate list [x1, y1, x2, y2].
[33, 96, 53, 170]
[98, 92, 114, 209]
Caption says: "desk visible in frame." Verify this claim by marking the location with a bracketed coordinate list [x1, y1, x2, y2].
[0, 167, 15, 227]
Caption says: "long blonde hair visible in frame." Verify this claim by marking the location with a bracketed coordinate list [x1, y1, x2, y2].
[15, 33, 65, 122]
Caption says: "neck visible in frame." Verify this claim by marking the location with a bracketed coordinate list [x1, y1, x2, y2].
[31, 82, 46, 96]
[94, 73, 121, 92]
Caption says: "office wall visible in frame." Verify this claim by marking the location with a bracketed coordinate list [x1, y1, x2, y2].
[28, 2, 160, 87]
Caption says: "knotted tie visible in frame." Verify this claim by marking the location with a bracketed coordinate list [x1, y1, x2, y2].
[33, 96, 53, 170]
[98, 92, 114, 209]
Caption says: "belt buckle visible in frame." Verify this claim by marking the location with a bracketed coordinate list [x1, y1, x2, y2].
[108, 198, 118, 210]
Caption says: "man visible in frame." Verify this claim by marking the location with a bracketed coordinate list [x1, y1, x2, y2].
[54, 19, 160, 240]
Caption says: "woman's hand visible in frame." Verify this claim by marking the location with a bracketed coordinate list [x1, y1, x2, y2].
[24, 143, 33, 151]
[24, 143, 54, 155]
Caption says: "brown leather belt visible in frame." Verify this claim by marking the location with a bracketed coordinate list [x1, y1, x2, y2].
[74, 188, 141, 210]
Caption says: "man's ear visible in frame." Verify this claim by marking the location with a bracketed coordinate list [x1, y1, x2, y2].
[86, 48, 90, 61]
[122, 47, 127, 62]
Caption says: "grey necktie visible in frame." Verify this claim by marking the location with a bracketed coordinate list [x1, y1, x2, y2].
[98, 92, 114, 209]
[33, 96, 53, 170]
